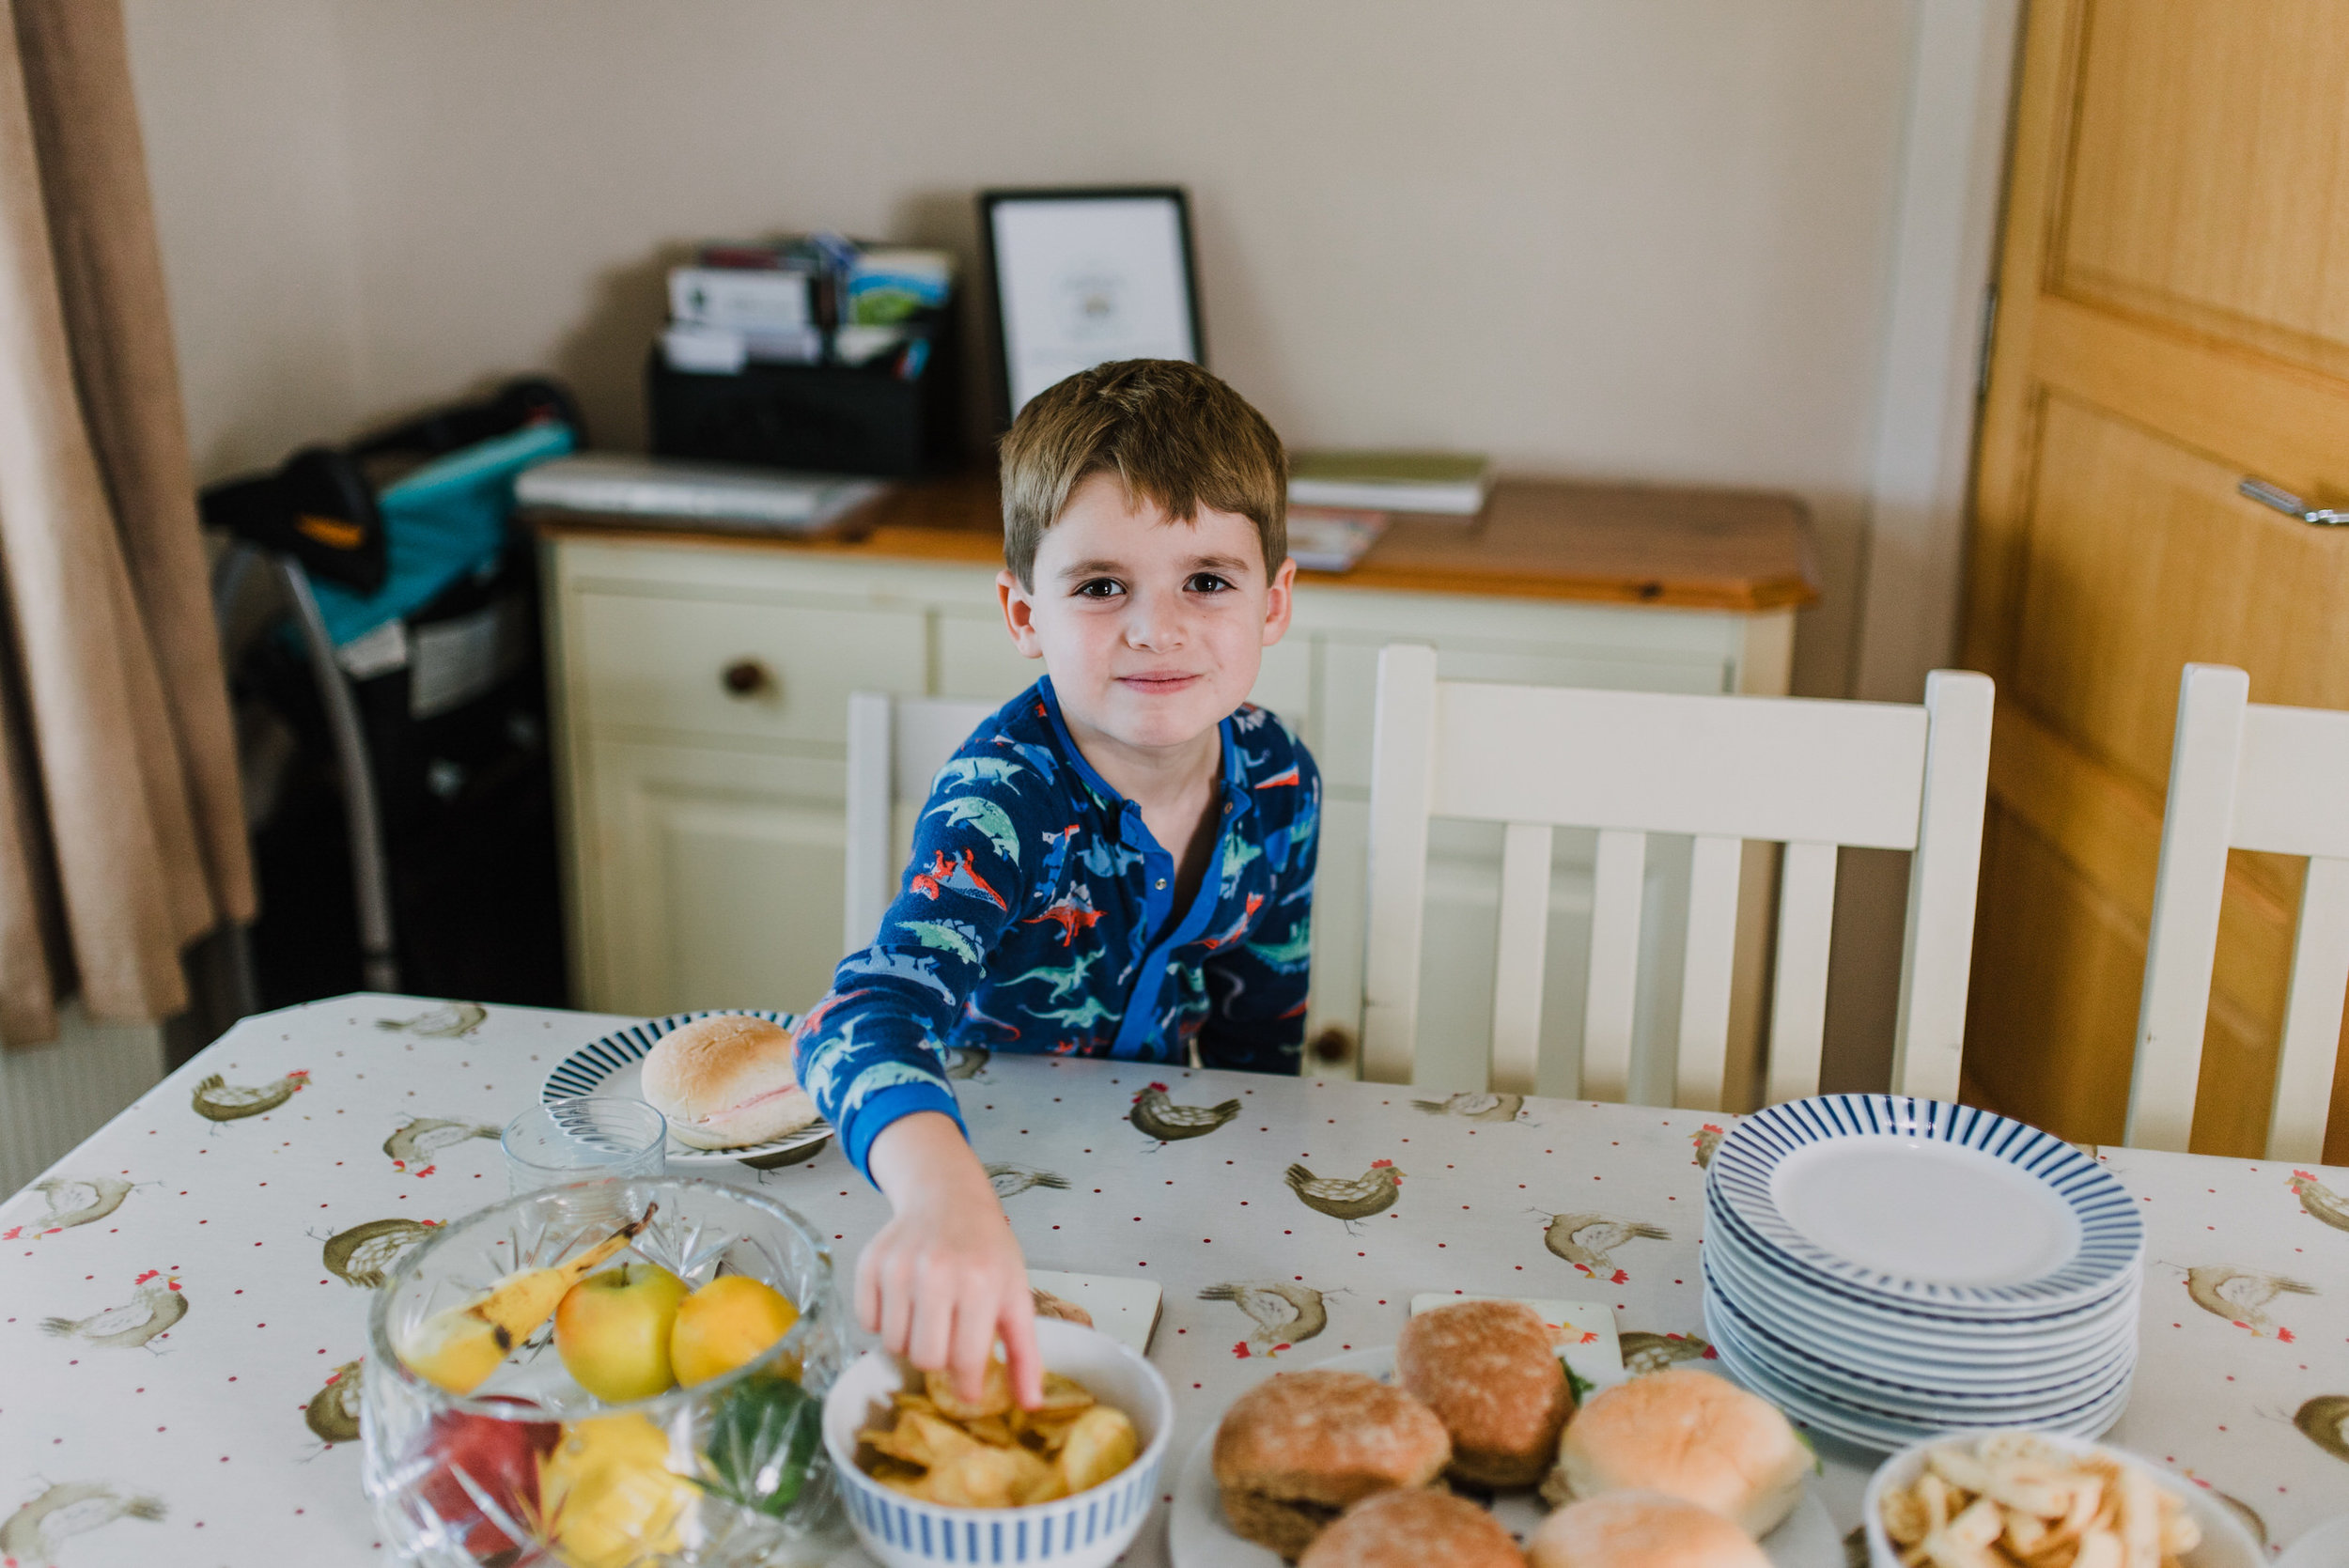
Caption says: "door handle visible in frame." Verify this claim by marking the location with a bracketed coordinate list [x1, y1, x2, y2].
[2238, 476, 2349, 526]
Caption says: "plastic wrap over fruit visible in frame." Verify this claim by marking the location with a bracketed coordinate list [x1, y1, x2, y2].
[360, 1175, 848, 1566]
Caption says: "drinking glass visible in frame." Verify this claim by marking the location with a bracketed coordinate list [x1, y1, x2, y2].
[502, 1094, 666, 1193]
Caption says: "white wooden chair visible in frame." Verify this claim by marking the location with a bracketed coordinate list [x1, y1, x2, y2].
[1361, 645, 1995, 1108]
[2130, 664, 2349, 1158]
[842, 691, 1002, 952]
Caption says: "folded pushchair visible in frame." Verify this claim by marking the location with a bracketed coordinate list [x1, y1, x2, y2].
[205, 378, 583, 1004]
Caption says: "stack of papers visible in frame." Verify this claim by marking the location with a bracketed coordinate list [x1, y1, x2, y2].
[1286, 506, 1388, 572]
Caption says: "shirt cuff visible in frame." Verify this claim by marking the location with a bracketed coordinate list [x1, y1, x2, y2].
[842, 1080, 969, 1184]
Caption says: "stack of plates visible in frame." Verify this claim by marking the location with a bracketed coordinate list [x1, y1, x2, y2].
[1701, 1094, 2144, 1452]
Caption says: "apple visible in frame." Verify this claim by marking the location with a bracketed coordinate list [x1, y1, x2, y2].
[554, 1263, 688, 1402]
[670, 1276, 799, 1387]
[413, 1396, 558, 1559]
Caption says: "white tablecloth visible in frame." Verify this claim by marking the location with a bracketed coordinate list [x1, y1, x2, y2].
[3, 996, 2345, 1566]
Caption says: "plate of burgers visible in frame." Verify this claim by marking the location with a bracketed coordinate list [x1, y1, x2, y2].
[1169, 1297, 1838, 1567]
[541, 1010, 832, 1169]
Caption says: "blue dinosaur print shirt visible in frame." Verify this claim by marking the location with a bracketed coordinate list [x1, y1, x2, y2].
[797, 676, 1321, 1179]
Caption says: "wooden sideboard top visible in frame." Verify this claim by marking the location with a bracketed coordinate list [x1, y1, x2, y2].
[526, 469, 1819, 613]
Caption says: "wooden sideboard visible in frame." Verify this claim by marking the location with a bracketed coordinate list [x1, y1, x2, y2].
[532, 473, 1817, 1106]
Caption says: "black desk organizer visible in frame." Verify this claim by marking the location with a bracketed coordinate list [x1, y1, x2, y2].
[646, 310, 962, 478]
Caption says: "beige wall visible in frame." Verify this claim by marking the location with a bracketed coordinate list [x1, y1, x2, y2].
[126, 0, 1918, 702]
[124, 2, 1981, 1091]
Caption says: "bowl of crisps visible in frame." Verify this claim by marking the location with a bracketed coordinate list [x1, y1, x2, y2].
[821, 1317, 1174, 1568]
[1864, 1430, 2261, 1568]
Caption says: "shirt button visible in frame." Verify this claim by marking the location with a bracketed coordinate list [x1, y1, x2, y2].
[1155, 878, 1168, 891]
[1223, 802, 1233, 814]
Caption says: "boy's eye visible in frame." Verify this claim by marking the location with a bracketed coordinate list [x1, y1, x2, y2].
[1186, 573, 1234, 594]
[1074, 578, 1125, 599]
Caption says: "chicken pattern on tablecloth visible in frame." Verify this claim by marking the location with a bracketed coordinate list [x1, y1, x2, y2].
[796, 675, 1321, 1177]
[8, 998, 2349, 1568]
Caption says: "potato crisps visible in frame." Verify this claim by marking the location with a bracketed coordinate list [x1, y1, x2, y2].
[855, 1360, 1141, 1508]
[1877, 1435, 2201, 1568]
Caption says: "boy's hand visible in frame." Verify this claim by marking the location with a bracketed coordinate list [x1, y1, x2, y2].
[858, 1111, 1043, 1409]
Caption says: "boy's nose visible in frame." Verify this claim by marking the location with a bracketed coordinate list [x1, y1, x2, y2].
[1123, 589, 1190, 650]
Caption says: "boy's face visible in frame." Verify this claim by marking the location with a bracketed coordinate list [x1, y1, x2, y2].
[997, 472, 1296, 757]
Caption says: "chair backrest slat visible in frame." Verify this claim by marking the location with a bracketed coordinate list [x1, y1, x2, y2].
[1361, 644, 1995, 1109]
[1489, 822, 1555, 1096]
[2130, 664, 2250, 1152]
[842, 691, 1003, 955]
[1674, 833, 1744, 1111]
[1890, 669, 1996, 1102]
[2273, 855, 2349, 1161]
[1766, 841, 1839, 1106]
[2132, 663, 2349, 1158]
[1580, 828, 1647, 1103]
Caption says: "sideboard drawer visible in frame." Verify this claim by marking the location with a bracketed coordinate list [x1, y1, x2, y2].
[572, 591, 928, 747]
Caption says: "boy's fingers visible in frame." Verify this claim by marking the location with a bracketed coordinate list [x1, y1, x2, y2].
[878, 1255, 917, 1358]
[948, 1288, 997, 1406]
[905, 1277, 954, 1374]
[1000, 1284, 1044, 1410]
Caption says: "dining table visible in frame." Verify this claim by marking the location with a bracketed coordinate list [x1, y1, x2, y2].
[3, 993, 2345, 1568]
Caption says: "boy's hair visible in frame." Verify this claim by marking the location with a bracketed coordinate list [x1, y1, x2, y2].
[999, 359, 1285, 590]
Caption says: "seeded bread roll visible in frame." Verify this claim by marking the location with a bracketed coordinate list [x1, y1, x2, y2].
[638, 1015, 817, 1150]
[1213, 1369, 1451, 1559]
[1298, 1487, 1526, 1568]
[1527, 1491, 1770, 1568]
[1395, 1299, 1573, 1487]
[1539, 1369, 1807, 1538]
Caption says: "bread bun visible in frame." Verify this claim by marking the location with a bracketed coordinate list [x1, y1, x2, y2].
[1213, 1369, 1450, 1559]
[639, 1015, 817, 1149]
[1539, 1369, 1806, 1537]
[1299, 1487, 1525, 1568]
[1395, 1299, 1572, 1487]
[1527, 1491, 1768, 1568]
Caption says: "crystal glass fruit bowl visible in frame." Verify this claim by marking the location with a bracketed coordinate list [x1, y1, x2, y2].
[362, 1175, 849, 1567]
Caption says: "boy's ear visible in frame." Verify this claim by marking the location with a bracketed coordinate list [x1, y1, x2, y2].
[1260, 555, 1298, 649]
[996, 569, 1047, 659]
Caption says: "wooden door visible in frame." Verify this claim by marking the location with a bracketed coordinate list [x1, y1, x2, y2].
[1965, 0, 2349, 1159]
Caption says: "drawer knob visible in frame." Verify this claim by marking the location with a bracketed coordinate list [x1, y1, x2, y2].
[721, 659, 771, 696]
[1308, 1026, 1354, 1065]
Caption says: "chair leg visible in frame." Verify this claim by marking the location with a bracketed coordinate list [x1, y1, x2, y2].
[271, 554, 399, 993]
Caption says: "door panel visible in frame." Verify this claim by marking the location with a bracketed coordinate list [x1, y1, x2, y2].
[2057, 0, 2349, 379]
[1966, 0, 2349, 1158]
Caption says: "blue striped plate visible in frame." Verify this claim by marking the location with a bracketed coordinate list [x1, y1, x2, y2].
[541, 1010, 832, 1170]
[1706, 1095, 2143, 1312]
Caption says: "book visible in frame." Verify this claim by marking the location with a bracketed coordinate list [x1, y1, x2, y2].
[1288, 449, 1490, 515]
[668, 266, 815, 331]
[1286, 505, 1388, 572]
[514, 454, 887, 534]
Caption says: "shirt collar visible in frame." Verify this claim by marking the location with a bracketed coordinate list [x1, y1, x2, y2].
[1035, 675, 1254, 838]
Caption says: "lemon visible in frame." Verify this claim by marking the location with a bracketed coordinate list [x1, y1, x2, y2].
[669, 1277, 799, 1387]
[537, 1413, 692, 1568]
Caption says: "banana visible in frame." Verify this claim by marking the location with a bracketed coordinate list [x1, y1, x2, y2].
[400, 1204, 657, 1394]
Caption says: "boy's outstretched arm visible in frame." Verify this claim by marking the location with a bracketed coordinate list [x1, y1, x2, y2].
[797, 753, 1046, 1406]
[859, 1110, 1044, 1409]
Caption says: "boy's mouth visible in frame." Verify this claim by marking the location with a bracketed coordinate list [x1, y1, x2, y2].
[1116, 672, 1204, 695]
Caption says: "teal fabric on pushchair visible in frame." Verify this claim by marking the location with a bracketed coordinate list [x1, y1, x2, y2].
[307, 419, 575, 649]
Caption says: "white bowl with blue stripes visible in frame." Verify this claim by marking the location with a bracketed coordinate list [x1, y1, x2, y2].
[823, 1317, 1174, 1568]
[1706, 1095, 2143, 1312]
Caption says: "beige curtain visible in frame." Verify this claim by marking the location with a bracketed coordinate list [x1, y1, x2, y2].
[0, 0, 252, 1042]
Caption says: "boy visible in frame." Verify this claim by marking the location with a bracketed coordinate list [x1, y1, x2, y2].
[795, 359, 1318, 1406]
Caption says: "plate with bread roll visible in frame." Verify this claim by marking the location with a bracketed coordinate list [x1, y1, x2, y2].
[542, 1011, 833, 1169]
[1169, 1298, 1838, 1567]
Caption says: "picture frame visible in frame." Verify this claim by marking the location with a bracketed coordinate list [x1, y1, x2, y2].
[978, 186, 1206, 425]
